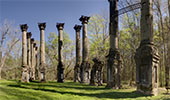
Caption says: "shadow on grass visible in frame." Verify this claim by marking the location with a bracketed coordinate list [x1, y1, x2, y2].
[13, 81, 109, 91]
[8, 84, 149, 99]
[0, 86, 54, 100]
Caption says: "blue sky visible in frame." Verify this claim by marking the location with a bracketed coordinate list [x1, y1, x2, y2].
[0, 0, 109, 41]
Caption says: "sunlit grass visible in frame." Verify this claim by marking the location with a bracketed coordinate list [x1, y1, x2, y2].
[0, 80, 169, 100]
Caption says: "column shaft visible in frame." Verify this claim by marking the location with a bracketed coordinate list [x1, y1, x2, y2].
[106, 0, 121, 89]
[20, 24, 29, 83]
[140, 0, 153, 42]
[27, 32, 32, 80]
[30, 38, 34, 81]
[38, 23, 46, 82]
[40, 30, 45, 64]
[79, 15, 90, 83]
[74, 25, 81, 82]
[57, 23, 64, 83]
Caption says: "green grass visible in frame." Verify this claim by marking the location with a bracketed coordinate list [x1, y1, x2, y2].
[0, 80, 169, 100]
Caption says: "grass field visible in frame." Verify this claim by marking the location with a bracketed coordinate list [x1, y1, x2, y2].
[0, 80, 169, 100]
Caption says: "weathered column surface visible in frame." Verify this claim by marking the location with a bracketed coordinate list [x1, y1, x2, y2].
[20, 24, 29, 82]
[79, 15, 91, 83]
[57, 23, 64, 83]
[35, 46, 39, 80]
[106, 0, 121, 89]
[27, 32, 32, 80]
[90, 58, 104, 86]
[135, 0, 160, 96]
[38, 23, 46, 82]
[74, 25, 82, 82]
[30, 38, 35, 81]
[32, 43, 36, 80]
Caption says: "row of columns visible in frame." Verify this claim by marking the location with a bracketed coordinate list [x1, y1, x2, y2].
[20, 22, 66, 83]
[56, 16, 91, 83]
[73, 16, 90, 83]
[20, 23, 46, 82]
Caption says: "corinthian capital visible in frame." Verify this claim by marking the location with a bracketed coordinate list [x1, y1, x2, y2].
[74, 25, 82, 32]
[79, 15, 90, 24]
[56, 23, 64, 30]
[27, 32, 32, 39]
[38, 23, 46, 30]
[20, 24, 28, 32]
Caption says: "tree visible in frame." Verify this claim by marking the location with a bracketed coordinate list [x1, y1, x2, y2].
[88, 14, 109, 83]
[0, 20, 20, 79]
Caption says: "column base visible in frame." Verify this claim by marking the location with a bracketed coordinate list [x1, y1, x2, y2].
[40, 63, 46, 82]
[80, 61, 90, 84]
[21, 65, 29, 83]
[135, 40, 159, 96]
[57, 62, 64, 83]
[136, 84, 158, 96]
[74, 64, 80, 82]
[106, 49, 121, 89]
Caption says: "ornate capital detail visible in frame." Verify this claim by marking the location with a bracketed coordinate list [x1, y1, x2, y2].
[20, 24, 28, 32]
[56, 23, 64, 30]
[33, 43, 36, 47]
[38, 23, 46, 30]
[27, 32, 32, 39]
[31, 38, 34, 43]
[79, 15, 90, 24]
[74, 25, 82, 32]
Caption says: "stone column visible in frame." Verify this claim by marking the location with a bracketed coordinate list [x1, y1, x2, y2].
[27, 32, 32, 80]
[134, 0, 160, 96]
[35, 46, 39, 80]
[30, 38, 35, 81]
[33, 43, 36, 80]
[79, 15, 91, 83]
[20, 24, 29, 82]
[90, 58, 98, 86]
[90, 58, 104, 86]
[106, 0, 121, 89]
[74, 25, 82, 82]
[38, 23, 46, 82]
[56, 23, 64, 83]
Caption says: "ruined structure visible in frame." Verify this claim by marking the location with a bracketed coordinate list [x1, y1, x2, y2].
[38, 23, 46, 82]
[27, 32, 32, 80]
[30, 38, 35, 81]
[74, 25, 82, 82]
[20, 24, 29, 82]
[79, 15, 91, 83]
[135, 0, 160, 96]
[32, 43, 37, 80]
[35, 46, 39, 80]
[90, 58, 104, 86]
[106, 0, 121, 89]
[57, 23, 65, 83]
